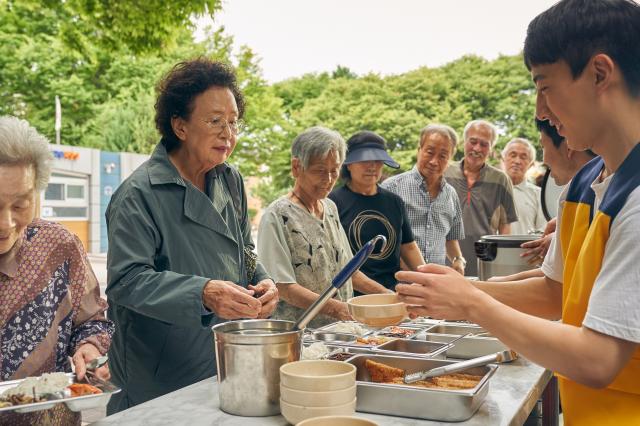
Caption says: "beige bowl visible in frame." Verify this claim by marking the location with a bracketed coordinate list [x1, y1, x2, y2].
[347, 293, 408, 327]
[280, 384, 356, 407]
[280, 398, 356, 425]
[280, 360, 356, 392]
[297, 416, 379, 426]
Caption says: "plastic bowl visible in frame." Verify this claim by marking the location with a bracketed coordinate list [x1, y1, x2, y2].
[296, 416, 379, 426]
[280, 398, 356, 425]
[280, 360, 356, 392]
[280, 383, 356, 407]
[347, 294, 408, 327]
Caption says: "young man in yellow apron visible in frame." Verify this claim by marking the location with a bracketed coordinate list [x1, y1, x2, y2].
[394, 1, 640, 424]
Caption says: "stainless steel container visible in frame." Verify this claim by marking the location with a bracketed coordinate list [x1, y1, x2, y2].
[419, 323, 508, 359]
[212, 319, 303, 416]
[348, 354, 496, 421]
[475, 234, 539, 280]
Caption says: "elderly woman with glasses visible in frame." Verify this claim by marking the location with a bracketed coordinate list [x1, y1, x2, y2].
[257, 126, 389, 328]
[0, 116, 113, 426]
[105, 59, 278, 413]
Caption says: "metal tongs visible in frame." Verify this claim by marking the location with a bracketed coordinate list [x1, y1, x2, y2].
[404, 350, 518, 384]
[293, 235, 387, 330]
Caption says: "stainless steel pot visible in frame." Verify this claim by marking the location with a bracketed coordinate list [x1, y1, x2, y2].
[212, 235, 387, 417]
[474, 234, 539, 281]
[212, 319, 303, 416]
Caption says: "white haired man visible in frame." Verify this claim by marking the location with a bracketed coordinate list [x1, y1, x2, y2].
[444, 119, 517, 276]
[501, 138, 546, 235]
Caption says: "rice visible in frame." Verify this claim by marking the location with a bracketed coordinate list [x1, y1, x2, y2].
[3, 372, 70, 397]
[301, 342, 330, 360]
[331, 322, 367, 336]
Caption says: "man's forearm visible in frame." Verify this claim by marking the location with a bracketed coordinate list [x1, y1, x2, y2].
[467, 291, 637, 388]
[352, 271, 389, 294]
[473, 276, 562, 320]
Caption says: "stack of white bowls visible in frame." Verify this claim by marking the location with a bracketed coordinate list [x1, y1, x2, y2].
[279, 360, 357, 425]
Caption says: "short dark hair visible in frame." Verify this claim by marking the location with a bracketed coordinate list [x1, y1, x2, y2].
[535, 118, 564, 148]
[524, 0, 640, 97]
[155, 58, 245, 152]
[340, 131, 386, 182]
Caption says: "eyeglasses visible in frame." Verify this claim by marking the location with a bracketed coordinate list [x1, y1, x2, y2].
[201, 116, 245, 135]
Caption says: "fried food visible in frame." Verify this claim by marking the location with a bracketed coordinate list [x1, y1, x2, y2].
[365, 359, 482, 390]
[365, 359, 404, 382]
[67, 383, 102, 397]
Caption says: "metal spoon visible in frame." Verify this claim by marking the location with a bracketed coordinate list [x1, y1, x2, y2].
[85, 355, 108, 371]
[404, 350, 518, 383]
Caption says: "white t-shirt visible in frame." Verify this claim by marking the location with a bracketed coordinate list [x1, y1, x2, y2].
[542, 175, 640, 343]
[511, 180, 547, 235]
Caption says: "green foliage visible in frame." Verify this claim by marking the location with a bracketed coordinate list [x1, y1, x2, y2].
[2, 1, 539, 207]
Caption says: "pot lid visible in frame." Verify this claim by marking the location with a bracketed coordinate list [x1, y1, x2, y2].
[477, 234, 539, 247]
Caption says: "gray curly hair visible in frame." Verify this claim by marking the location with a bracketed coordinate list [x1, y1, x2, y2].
[0, 116, 53, 191]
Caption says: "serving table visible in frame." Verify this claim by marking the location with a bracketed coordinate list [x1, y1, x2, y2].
[92, 357, 558, 426]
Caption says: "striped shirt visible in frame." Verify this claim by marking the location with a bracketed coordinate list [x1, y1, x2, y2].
[381, 167, 464, 265]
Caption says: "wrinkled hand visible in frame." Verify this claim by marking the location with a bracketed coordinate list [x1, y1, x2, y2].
[248, 279, 279, 319]
[335, 301, 353, 321]
[203, 280, 261, 320]
[520, 233, 554, 265]
[395, 264, 482, 320]
[73, 343, 109, 381]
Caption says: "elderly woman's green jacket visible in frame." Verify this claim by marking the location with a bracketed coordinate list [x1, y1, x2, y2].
[105, 142, 269, 413]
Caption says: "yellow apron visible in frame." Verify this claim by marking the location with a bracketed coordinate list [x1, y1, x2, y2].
[559, 145, 640, 425]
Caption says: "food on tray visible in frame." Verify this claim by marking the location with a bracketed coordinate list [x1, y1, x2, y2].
[68, 383, 102, 397]
[364, 359, 482, 390]
[356, 336, 393, 346]
[327, 352, 353, 361]
[0, 372, 103, 408]
[302, 342, 331, 360]
[2, 372, 69, 398]
[330, 322, 368, 336]
[377, 326, 417, 338]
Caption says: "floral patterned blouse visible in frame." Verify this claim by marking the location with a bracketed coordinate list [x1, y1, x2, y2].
[0, 219, 114, 426]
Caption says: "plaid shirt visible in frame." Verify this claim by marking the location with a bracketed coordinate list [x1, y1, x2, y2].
[381, 167, 465, 264]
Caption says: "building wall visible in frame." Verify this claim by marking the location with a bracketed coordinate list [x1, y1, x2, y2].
[45, 144, 149, 254]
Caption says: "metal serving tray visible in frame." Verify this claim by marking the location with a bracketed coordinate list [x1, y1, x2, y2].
[348, 354, 496, 422]
[303, 331, 359, 345]
[419, 322, 507, 359]
[374, 339, 449, 359]
[0, 373, 121, 414]
[374, 325, 425, 339]
[325, 345, 376, 361]
[315, 321, 375, 337]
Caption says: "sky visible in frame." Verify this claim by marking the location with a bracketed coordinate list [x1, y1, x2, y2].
[196, 0, 559, 83]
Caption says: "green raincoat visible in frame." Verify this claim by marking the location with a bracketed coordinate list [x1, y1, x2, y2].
[105, 142, 269, 413]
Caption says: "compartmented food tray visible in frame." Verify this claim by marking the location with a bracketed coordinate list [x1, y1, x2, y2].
[0, 373, 120, 414]
[348, 354, 496, 421]
[373, 338, 449, 359]
[419, 322, 508, 359]
[375, 325, 425, 339]
[315, 321, 375, 337]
